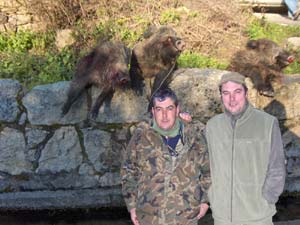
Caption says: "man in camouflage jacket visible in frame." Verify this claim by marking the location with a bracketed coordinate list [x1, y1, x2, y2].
[121, 88, 211, 225]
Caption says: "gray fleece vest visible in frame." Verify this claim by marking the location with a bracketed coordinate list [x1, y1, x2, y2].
[206, 104, 276, 223]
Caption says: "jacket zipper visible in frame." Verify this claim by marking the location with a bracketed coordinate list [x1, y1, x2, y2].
[231, 127, 235, 222]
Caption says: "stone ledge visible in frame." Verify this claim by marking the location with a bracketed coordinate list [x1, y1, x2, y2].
[239, 0, 286, 7]
[275, 220, 300, 225]
[0, 187, 125, 210]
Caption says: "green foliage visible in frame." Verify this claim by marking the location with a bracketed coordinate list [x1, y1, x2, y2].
[160, 9, 181, 25]
[178, 52, 228, 70]
[0, 30, 55, 53]
[284, 61, 300, 74]
[92, 21, 116, 41]
[0, 30, 76, 89]
[1, 14, 300, 89]
[40, 47, 77, 83]
[87, 18, 146, 46]
[0, 31, 34, 53]
[246, 18, 300, 43]
[0, 47, 76, 89]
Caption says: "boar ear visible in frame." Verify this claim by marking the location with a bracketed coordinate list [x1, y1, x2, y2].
[246, 40, 259, 49]
[143, 25, 158, 39]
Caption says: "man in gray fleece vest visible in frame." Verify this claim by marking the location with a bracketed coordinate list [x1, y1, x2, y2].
[205, 72, 286, 225]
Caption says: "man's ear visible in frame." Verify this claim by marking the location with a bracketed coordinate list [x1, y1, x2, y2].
[176, 105, 180, 116]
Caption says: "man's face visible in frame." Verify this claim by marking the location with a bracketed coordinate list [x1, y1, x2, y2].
[221, 81, 248, 115]
[152, 97, 179, 131]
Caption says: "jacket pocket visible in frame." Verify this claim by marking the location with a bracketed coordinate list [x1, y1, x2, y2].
[233, 184, 275, 221]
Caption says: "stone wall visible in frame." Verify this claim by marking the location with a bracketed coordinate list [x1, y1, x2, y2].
[0, 68, 300, 210]
[0, 0, 45, 32]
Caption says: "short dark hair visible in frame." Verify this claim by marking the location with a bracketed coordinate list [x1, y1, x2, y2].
[150, 88, 179, 108]
[219, 83, 248, 94]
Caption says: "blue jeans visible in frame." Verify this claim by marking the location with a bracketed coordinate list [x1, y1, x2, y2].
[284, 0, 298, 17]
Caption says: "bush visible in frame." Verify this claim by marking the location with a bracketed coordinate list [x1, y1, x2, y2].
[0, 31, 55, 53]
[0, 0, 299, 89]
[0, 48, 76, 89]
[284, 61, 300, 75]
[246, 18, 300, 43]
[160, 9, 181, 25]
[0, 30, 77, 89]
[178, 52, 227, 70]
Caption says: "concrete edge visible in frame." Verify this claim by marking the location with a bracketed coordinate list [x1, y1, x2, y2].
[0, 187, 125, 210]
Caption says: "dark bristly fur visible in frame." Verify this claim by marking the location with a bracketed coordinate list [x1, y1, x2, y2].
[62, 41, 131, 119]
[227, 38, 294, 97]
[130, 26, 185, 107]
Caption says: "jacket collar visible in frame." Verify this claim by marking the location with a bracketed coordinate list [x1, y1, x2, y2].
[224, 102, 254, 128]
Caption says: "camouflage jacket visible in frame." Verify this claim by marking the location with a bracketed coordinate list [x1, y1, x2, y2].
[121, 119, 211, 225]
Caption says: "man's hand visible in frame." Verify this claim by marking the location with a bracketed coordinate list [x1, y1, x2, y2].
[179, 111, 192, 122]
[197, 203, 209, 220]
[130, 208, 140, 225]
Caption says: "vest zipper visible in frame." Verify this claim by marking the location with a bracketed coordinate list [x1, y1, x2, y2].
[231, 127, 235, 222]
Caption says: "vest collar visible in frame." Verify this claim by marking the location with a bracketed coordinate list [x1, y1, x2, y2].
[225, 102, 254, 128]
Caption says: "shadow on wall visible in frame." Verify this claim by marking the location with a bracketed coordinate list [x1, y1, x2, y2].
[264, 99, 300, 192]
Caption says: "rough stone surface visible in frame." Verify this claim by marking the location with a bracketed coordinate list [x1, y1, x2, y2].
[82, 128, 112, 172]
[55, 29, 76, 50]
[283, 125, 300, 179]
[0, 188, 125, 210]
[287, 37, 300, 50]
[22, 81, 88, 125]
[8, 14, 31, 25]
[0, 79, 22, 122]
[170, 68, 225, 122]
[1, 67, 300, 209]
[25, 128, 49, 149]
[0, 127, 32, 175]
[93, 87, 149, 123]
[25, 128, 50, 162]
[249, 81, 300, 120]
[0, 12, 8, 23]
[36, 126, 83, 173]
[98, 172, 121, 187]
